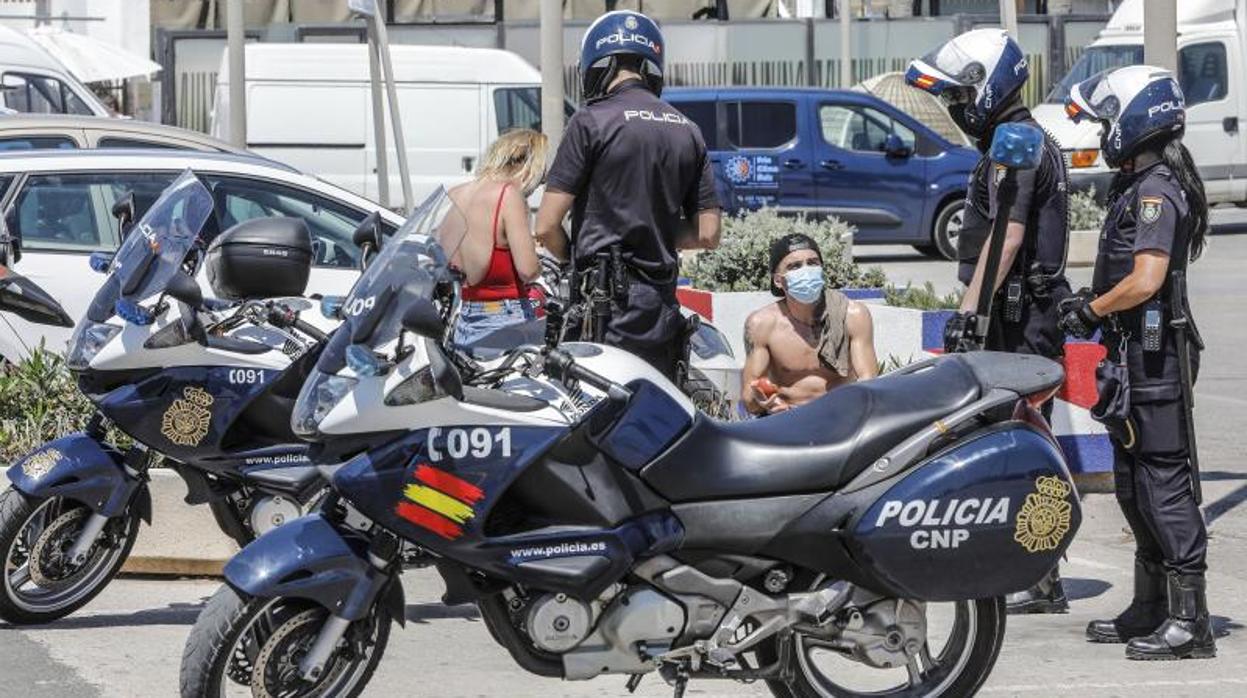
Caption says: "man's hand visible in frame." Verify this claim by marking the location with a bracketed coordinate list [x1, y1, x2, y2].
[535, 190, 575, 262]
[757, 391, 790, 414]
[943, 311, 976, 353]
[1059, 292, 1102, 339]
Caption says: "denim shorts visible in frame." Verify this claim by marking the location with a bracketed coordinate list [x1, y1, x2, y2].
[453, 299, 539, 358]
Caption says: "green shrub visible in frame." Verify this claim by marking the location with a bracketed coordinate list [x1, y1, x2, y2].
[884, 281, 963, 310]
[1070, 186, 1108, 231]
[0, 346, 107, 462]
[682, 208, 886, 292]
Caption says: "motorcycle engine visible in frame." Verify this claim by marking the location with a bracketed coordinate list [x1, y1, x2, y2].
[248, 495, 303, 536]
[526, 593, 594, 653]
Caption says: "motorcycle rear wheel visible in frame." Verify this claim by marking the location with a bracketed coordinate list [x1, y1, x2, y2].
[0, 488, 140, 624]
[765, 596, 1006, 698]
[180, 584, 389, 698]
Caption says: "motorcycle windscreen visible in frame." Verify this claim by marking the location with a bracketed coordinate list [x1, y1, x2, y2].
[849, 425, 1081, 602]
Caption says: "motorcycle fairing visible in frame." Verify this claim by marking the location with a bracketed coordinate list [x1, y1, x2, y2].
[223, 512, 394, 622]
[592, 381, 692, 470]
[7, 433, 148, 519]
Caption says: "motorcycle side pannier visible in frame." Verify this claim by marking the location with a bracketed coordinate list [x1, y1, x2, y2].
[206, 217, 313, 300]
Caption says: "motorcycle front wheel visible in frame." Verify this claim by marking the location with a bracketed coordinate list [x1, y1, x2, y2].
[764, 596, 1006, 698]
[180, 584, 390, 698]
[0, 487, 141, 624]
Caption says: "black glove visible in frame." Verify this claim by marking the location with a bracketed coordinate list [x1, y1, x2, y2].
[1058, 294, 1102, 339]
[943, 311, 975, 353]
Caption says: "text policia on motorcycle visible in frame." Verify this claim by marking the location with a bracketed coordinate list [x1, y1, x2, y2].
[1061, 65, 1215, 661]
[908, 27, 1074, 616]
[535, 10, 723, 382]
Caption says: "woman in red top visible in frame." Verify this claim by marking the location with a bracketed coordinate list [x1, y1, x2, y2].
[447, 129, 547, 355]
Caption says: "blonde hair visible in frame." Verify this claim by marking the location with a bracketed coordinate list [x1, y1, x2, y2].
[477, 129, 549, 194]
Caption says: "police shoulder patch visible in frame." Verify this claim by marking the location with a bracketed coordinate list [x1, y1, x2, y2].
[994, 163, 1007, 185]
[1139, 195, 1163, 224]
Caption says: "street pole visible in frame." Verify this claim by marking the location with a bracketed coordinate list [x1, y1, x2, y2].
[373, 16, 414, 214]
[367, 37, 389, 209]
[839, 0, 851, 88]
[226, 0, 245, 148]
[1144, 0, 1178, 72]
[999, 0, 1018, 40]
[540, 0, 565, 152]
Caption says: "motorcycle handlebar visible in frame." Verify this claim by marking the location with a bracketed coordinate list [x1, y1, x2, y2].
[544, 348, 632, 402]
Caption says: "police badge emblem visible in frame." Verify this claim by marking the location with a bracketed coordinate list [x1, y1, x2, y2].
[1013, 475, 1073, 553]
[624, 15, 638, 30]
[1140, 196, 1163, 224]
[161, 386, 215, 447]
[20, 448, 61, 479]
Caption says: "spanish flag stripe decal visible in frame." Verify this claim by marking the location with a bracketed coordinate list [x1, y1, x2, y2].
[395, 501, 463, 540]
[414, 464, 484, 504]
[402, 484, 475, 523]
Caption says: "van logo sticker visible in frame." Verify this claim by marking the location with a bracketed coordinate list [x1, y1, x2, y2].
[395, 464, 485, 540]
[1139, 196, 1163, 225]
[1013, 476, 1073, 553]
[21, 448, 61, 479]
[725, 155, 779, 188]
[726, 156, 752, 184]
[161, 386, 215, 447]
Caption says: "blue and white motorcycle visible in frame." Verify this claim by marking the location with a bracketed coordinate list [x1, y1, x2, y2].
[0, 172, 332, 624]
[182, 189, 1082, 698]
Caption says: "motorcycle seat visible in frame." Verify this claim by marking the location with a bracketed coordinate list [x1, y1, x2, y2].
[641, 355, 982, 502]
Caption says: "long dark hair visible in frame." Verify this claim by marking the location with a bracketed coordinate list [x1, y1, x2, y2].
[1107, 137, 1208, 262]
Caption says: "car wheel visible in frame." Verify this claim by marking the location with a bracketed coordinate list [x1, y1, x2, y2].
[916, 200, 964, 261]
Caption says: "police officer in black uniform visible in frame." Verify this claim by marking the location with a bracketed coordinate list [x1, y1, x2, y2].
[536, 10, 721, 380]
[1060, 66, 1214, 660]
[908, 28, 1072, 614]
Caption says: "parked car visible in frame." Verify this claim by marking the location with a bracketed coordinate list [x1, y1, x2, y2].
[0, 149, 405, 363]
[1035, 0, 1243, 204]
[0, 25, 109, 117]
[0, 114, 248, 152]
[212, 43, 572, 204]
[666, 87, 978, 258]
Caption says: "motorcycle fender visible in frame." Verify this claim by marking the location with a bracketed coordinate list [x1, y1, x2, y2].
[6, 433, 141, 518]
[848, 425, 1082, 602]
[223, 513, 385, 622]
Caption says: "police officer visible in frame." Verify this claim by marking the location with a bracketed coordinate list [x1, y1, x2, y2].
[907, 28, 1072, 614]
[1060, 66, 1213, 660]
[535, 10, 722, 380]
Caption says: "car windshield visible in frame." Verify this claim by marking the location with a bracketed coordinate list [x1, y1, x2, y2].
[84, 170, 214, 323]
[1046, 45, 1144, 103]
[338, 187, 465, 353]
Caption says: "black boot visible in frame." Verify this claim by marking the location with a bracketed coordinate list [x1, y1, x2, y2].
[1007, 565, 1069, 614]
[1125, 573, 1217, 660]
[1086, 559, 1167, 643]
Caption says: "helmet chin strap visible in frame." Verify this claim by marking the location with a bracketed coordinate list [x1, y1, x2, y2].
[971, 99, 1029, 152]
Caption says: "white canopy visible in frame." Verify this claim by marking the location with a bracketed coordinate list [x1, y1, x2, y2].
[26, 27, 161, 83]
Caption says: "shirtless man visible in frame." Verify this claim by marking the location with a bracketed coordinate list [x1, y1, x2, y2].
[742, 234, 878, 416]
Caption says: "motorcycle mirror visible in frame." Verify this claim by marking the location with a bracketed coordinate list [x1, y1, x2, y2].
[320, 295, 346, 319]
[400, 299, 445, 340]
[165, 271, 203, 309]
[112, 192, 136, 236]
[351, 212, 383, 270]
[88, 251, 114, 274]
[0, 270, 74, 327]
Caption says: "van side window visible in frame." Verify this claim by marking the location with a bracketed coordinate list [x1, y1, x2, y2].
[724, 101, 797, 149]
[1178, 42, 1228, 107]
[819, 104, 916, 154]
[494, 87, 542, 132]
[2, 73, 94, 115]
[673, 101, 717, 149]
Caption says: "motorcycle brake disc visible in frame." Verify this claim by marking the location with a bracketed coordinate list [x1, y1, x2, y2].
[27, 506, 93, 588]
[251, 607, 350, 698]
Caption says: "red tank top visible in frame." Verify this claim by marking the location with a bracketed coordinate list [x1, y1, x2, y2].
[462, 184, 525, 302]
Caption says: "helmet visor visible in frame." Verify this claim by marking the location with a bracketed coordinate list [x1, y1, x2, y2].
[1066, 70, 1118, 123]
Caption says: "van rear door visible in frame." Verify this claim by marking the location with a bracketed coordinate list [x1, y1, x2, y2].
[1177, 35, 1243, 202]
[390, 84, 481, 205]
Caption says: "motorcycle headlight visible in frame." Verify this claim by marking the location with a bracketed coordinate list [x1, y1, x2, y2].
[292, 370, 359, 439]
[66, 322, 122, 371]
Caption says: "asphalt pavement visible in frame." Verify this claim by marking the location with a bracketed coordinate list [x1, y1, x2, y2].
[1, 212, 1245, 697]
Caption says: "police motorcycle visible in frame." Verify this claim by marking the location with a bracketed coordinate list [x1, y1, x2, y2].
[181, 187, 1082, 698]
[0, 171, 336, 624]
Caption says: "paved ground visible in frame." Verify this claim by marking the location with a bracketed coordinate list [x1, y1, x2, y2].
[2, 212, 1245, 697]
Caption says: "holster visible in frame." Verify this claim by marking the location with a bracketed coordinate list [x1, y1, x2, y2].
[1091, 339, 1139, 453]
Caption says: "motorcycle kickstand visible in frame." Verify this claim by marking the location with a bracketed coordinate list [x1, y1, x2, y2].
[625, 674, 643, 693]
[672, 665, 689, 698]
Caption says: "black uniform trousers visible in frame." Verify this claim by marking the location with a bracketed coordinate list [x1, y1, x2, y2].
[1104, 331, 1207, 576]
[978, 277, 1071, 422]
[567, 280, 684, 382]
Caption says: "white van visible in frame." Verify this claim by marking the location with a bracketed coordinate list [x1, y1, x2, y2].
[0, 24, 109, 117]
[212, 44, 554, 203]
[1035, 0, 1245, 203]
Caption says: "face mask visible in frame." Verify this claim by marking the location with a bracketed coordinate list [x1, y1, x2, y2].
[783, 265, 824, 305]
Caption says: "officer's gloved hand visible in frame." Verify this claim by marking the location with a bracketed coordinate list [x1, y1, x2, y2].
[1059, 293, 1102, 339]
[943, 311, 975, 353]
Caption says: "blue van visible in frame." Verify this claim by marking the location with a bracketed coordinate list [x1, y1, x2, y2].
[665, 87, 978, 259]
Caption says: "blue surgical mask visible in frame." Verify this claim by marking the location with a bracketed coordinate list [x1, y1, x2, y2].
[783, 265, 824, 304]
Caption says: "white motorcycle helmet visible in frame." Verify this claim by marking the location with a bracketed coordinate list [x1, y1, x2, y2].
[906, 28, 1030, 139]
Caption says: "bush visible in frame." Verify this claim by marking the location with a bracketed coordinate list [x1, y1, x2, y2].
[0, 346, 105, 462]
[884, 281, 963, 310]
[1070, 186, 1108, 231]
[682, 208, 887, 292]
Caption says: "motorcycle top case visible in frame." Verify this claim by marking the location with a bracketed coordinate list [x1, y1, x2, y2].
[848, 425, 1081, 602]
[206, 216, 313, 300]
